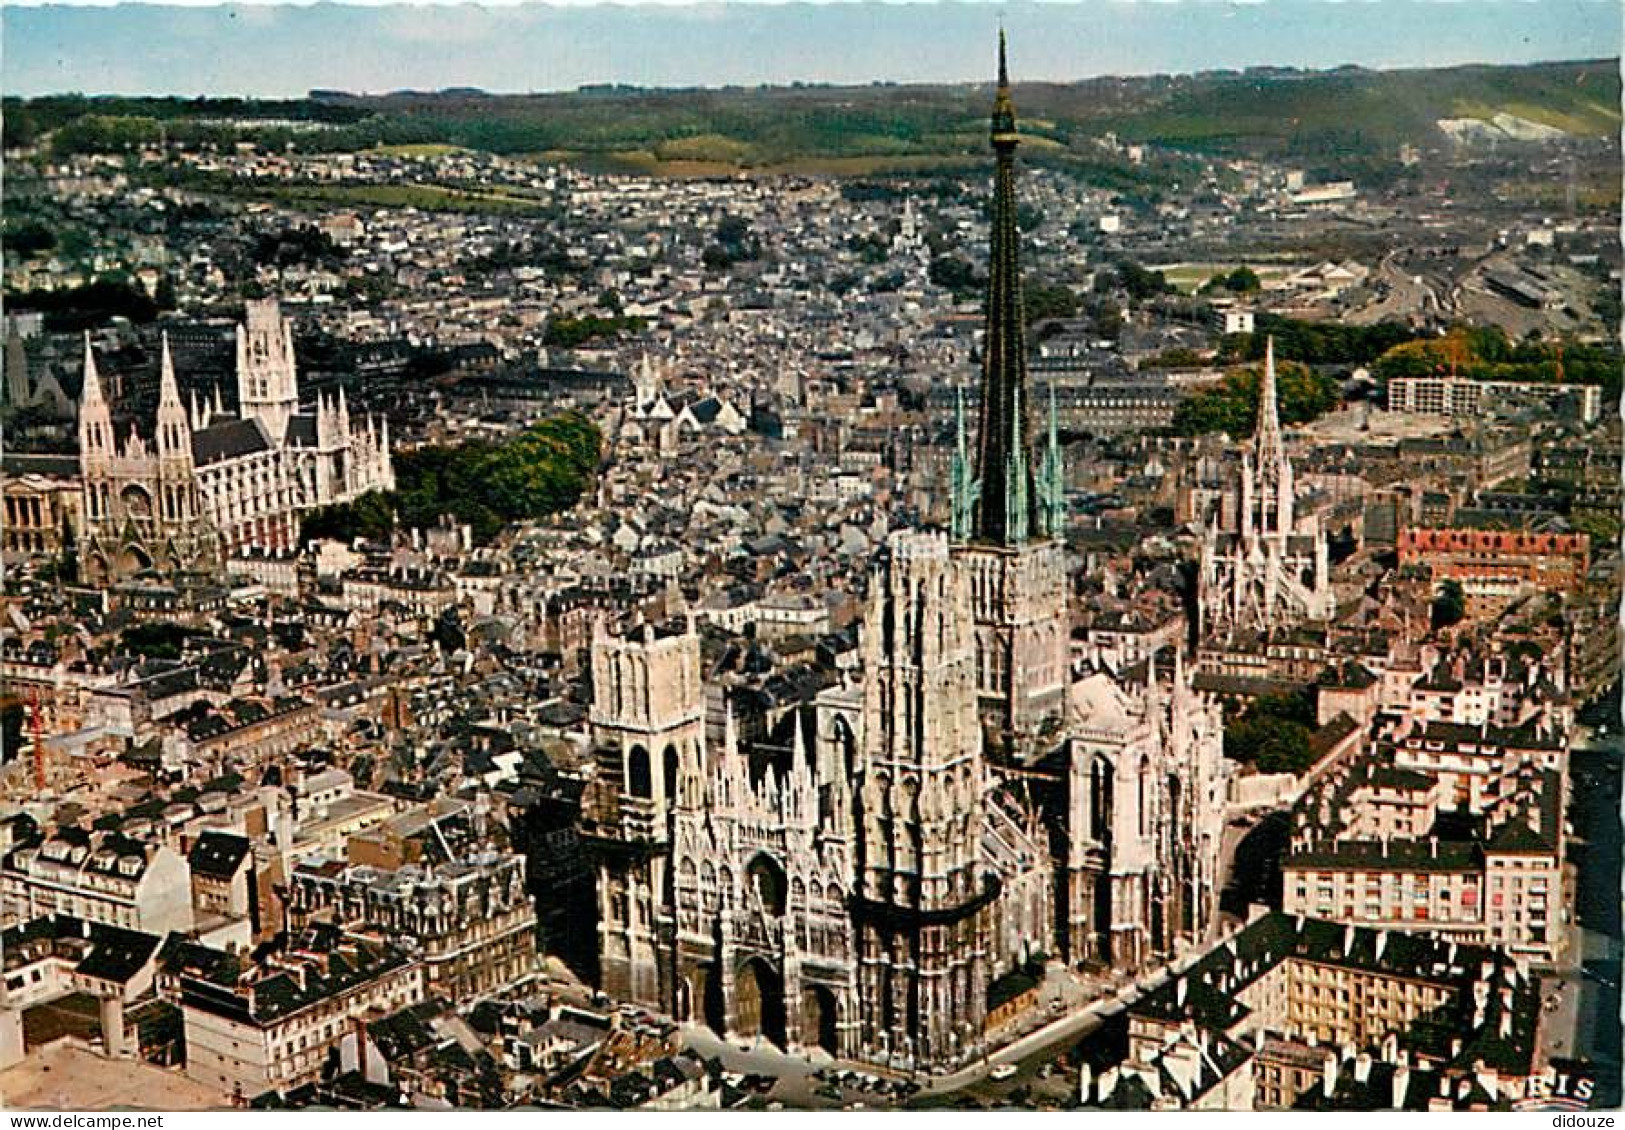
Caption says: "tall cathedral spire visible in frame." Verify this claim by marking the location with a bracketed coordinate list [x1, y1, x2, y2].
[1254, 336, 1283, 471]
[963, 31, 1060, 547]
[1250, 336, 1293, 536]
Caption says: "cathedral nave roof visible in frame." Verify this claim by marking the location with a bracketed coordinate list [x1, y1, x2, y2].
[191, 416, 274, 466]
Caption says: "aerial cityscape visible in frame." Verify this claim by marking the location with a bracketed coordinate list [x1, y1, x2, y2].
[0, 1, 1619, 1114]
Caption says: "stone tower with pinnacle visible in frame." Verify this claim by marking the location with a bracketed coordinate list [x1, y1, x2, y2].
[950, 32, 1070, 753]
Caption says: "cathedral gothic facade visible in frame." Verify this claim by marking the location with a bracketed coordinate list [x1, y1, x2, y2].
[584, 38, 1230, 1075]
[583, 534, 1054, 1071]
[78, 299, 394, 582]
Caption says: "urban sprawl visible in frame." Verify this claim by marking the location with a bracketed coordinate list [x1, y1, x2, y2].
[0, 39, 1619, 1114]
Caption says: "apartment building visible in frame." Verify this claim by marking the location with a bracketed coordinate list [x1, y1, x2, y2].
[2, 829, 194, 936]
[182, 934, 424, 1100]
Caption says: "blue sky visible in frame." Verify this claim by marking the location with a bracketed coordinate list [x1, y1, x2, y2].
[5, 1, 1619, 98]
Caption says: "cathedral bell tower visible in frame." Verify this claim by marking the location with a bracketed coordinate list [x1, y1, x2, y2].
[852, 530, 993, 1069]
[950, 32, 1070, 754]
[583, 619, 706, 1008]
[236, 299, 300, 443]
[155, 335, 198, 529]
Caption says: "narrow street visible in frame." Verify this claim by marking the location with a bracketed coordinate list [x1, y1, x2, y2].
[1552, 735, 1624, 1104]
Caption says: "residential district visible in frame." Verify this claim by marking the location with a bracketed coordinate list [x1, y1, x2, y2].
[0, 42, 1619, 1113]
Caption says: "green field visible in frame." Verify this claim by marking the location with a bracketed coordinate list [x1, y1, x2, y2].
[1158, 263, 1296, 295]
[370, 142, 468, 158]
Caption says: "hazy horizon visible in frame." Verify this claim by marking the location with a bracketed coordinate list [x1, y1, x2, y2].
[5, 0, 1619, 99]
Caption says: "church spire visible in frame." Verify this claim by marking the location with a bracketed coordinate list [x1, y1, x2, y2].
[1251, 336, 1292, 536]
[156, 332, 191, 459]
[157, 333, 182, 410]
[970, 30, 1048, 547]
[79, 333, 112, 460]
[1255, 336, 1282, 469]
[80, 333, 106, 410]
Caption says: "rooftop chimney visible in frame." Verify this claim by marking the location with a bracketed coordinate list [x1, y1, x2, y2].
[1392, 1065, 1411, 1110]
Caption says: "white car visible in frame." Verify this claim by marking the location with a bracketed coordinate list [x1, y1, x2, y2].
[989, 1064, 1019, 1082]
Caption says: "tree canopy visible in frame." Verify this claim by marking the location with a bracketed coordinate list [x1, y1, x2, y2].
[1224, 690, 1320, 774]
[1372, 325, 1621, 401]
[394, 413, 601, 543]
[1431, 579, 1467, 631]
[301, 414, 601, 546]
[1170, 359, 1341, 437]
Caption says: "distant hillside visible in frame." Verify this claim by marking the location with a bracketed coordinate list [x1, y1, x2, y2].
[6, 57, 1617, 177]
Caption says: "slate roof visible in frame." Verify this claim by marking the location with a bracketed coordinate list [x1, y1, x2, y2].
[285, 413, 319, 447]
[188, 830, 252, 880]
[1, 914, 161, 987]
[191, 418, 272, 466]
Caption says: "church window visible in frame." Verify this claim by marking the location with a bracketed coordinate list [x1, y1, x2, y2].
[627, 745, 652, 798]
[1138, 756, 1152, 837]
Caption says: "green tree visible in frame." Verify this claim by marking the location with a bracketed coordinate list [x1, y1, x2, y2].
[1431, 580, 1466, 631]
[1171, 360, 1340, 436]
[1224, 715, 1316, 774]
[928, 255, 981, 297]
[543, 314, 645, 349]
[1025, 282, 1080, 327]
[1114, 259, 1173, 302]
[154, 273, 178, 311]
[391, 413, 601, 543]
[1, 221, 55, 259]
[300, 490, 396, 543]
[120, 622, 193, 661]
[1225, 265, 1261, 292]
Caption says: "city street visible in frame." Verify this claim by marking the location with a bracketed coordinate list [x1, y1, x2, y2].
[1546, 731, 1624, 1104]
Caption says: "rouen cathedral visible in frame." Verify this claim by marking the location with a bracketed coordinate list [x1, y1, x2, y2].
[582, 37, 1231, 1074]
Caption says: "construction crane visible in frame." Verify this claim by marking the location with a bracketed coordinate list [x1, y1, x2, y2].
[27, 685, 45, 792]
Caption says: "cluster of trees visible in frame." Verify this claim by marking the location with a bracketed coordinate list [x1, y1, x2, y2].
[302, 415, 601, 544]
[1224, 690, 1319, 775]
[1107, 259, 1176, 302]
[252, 225, 347, 269]
[459, 236, 580, 279]
[2, 220, 56, 259]
[1170, 358, 1341, 437]
[542, 314, 646, 349]
[119, 622, 199, 661]
[702, 214, 762, 270]
[927, 254, 982, 300]
[395, 413, 601, 542]
[299, 490, 397, 544]
[1025, 281, 1081, 326]
[847, 231, 890, 265]
[1372, 326, 1621, 401]
[1201, 265, 1261, 294]
[1219, 315, 1419, 366]
[1431, 579, 1467, 631]
[5, 277, 171, 332]
[1139, 347, 1210, 371]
